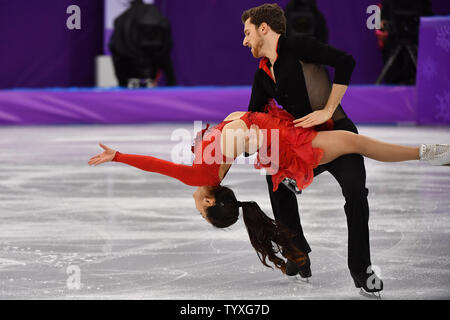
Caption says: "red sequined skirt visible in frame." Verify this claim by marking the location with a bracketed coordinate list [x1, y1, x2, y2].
[247, 103, 333, 192]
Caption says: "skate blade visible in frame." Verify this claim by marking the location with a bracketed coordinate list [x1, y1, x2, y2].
[359, 288, 382, 299]
[290, 275, 311, 284]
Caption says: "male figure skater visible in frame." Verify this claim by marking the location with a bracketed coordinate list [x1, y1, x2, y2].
[241, 3, 383, 293]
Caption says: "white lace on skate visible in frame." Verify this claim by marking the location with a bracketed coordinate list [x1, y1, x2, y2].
[419, 144, 450, 166]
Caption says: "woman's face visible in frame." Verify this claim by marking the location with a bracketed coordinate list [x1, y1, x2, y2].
[192, 186, 216, 222]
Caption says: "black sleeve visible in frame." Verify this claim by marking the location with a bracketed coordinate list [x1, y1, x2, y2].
[289, 35, 356, 85]
[245, 70, 270, 157]
[248, 70, 270, 112]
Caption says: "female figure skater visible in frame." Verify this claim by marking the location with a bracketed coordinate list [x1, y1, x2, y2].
[88, 102, 449, 276]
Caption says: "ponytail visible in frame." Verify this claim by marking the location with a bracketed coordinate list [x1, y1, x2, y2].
[206, 186, 306, 274]
[240, 201, 306, 274]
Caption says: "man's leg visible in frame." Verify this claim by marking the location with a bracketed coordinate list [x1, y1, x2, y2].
[265, 174, 311, 254]
[324, 153, 372, 273]
[321, 117, 382, 293]
[323, 118, 372, 273]
[324, 153, 383, 293]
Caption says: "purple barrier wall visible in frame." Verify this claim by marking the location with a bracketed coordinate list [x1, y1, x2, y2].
[0, 86, 416, 126]
[416, 16, 450, 125]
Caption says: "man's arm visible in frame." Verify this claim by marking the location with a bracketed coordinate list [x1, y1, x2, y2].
[290, 34, 356, 86]
[294, 83, 348, 128]
[248, 70, 270, 112]
[290, 35, 355, 128]
[245, 70, 270, 157]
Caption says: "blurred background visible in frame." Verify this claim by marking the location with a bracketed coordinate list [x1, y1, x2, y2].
[0, 0, 449, 125]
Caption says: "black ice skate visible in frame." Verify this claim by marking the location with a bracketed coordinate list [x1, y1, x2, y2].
[286, 254, 311, 280]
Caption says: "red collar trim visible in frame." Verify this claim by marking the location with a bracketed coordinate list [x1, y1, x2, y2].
[259, 57, 273, 81]
[258, 36, 280, 81]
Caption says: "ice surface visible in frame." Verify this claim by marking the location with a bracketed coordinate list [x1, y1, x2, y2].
[0, 124, 449, 299]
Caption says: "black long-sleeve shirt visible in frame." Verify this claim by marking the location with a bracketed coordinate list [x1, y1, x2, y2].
[248, 34, 356, 120]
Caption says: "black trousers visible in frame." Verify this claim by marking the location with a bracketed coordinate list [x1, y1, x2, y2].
[266, 117, 371, 273]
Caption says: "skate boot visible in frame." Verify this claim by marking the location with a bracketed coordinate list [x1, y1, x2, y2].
[286, 254, 311, 279]
[351, 270, 383, 298]
[419, 144, 450, 166]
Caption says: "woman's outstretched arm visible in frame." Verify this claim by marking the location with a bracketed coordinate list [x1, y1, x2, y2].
[88, 143, 219, 186]
[312, 130, 420, 165]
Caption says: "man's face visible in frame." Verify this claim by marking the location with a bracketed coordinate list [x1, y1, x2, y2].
[243, 18, 264, 58]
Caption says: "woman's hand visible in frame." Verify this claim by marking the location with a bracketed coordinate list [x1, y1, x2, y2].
[88, 143, 117, 166]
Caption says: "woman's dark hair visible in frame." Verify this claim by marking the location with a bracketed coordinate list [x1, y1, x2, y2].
[206, 185, 306, 274]
[241, 3, 287, 35]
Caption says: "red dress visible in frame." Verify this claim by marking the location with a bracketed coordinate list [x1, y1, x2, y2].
[239, 102, 327, 192]
[113, 102, 331, 192]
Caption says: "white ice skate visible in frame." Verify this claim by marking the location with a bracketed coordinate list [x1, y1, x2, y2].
[419, 144, 450, 166]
